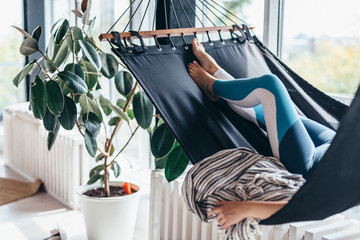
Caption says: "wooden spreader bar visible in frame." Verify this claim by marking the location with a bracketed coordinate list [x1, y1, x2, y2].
[99, 25, 253, 41]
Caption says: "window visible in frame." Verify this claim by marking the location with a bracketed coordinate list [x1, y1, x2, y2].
[0, 0, 25, 120]
[200, 0, 264, 41]
[282, 0, 360, 95]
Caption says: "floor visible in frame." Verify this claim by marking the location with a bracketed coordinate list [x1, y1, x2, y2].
[0, 160, 148, 240]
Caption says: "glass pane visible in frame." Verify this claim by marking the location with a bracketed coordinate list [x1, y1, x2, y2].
[0, 0, 25, 119]
[282, 0, 360, 95]
[203, 0, 264, 41]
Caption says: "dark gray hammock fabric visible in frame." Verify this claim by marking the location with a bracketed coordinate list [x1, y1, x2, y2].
[109, 26, 360, 224]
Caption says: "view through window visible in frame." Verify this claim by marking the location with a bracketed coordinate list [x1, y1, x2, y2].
[282, 0, 360, 96]
[204, 0, 264, 41]
[0, 0, 25, 120]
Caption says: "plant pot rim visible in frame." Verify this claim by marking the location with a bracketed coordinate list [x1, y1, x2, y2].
[77, 181, 140, 201]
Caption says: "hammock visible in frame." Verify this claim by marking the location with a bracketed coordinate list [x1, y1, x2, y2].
[100, 0, 360, 224]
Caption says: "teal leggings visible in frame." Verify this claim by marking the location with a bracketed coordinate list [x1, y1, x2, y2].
[212, 73, 335, 177]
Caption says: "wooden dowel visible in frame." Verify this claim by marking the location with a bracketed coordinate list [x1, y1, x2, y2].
[99, 25, 254, 41]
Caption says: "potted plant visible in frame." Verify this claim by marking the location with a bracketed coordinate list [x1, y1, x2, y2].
[12, 0, 190, 239]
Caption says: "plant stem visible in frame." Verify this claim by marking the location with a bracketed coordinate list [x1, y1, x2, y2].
[107, 125, 140, 167]
[103, 156, 110, 196]
[35, 61, 52, 80]
[83, 31, 103, 53]
[105, 82, 138, 156]
[39, 50, 61, 73]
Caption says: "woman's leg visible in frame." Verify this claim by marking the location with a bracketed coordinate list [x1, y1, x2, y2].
[188, 60, 331, 177]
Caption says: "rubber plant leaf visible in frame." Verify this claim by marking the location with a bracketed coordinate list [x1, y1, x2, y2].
[115, 71, 133, 97]
[133, 91, 154, 129]
[83, 112, 100, 137]
[31, 26, 42, 42]
[30, 76, 47, 119]
[64, 63, 85, 80]
[84, 130, 97, 157]
[47, 119, 60, 150]
[54, 19, 69, 44]
[46, 80, 64, 117]
[58, 70, 88, 94]
[11, 25, 31, 38]
[109, 104, 129, 123]
[100, 53, 118, 79]
[20, 37, 39, 56]
[43, 108, 58, 132]
[99, 95, 112, 116]
[151, 124, 176, 158]
[111, 161, 121, 178]
[59, 96, 77, 130]
[165, 146, 189, 182]
[79, 40, 101, 70]
[78, 59, 98, 89]
[13, 60, 36, 87]
[79, 95, 103, 123]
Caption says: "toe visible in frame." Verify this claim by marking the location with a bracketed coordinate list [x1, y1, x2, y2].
[193, 61, 201, 67]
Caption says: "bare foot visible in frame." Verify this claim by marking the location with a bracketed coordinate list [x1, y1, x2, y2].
[188, 61, 219, 101]
[192, 38, 220, 75]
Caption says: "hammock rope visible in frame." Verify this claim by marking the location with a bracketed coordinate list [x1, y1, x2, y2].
[106, 0, 135, 33]
[138, 0, 152, 31]
[176, 0, 194, 28]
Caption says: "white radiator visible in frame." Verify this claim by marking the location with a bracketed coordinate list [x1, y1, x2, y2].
[3, 103, 91, 208]
[149, 170, 360, 240]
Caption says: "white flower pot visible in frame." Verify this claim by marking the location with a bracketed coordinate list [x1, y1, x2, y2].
[77, 182, 140, 240]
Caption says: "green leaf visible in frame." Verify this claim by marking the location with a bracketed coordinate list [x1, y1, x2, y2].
[109, 105, 129, 123]
[55, 19, 69, 44]
[87, 17, 96, 35]
[30, 77, 47, 119]
[108, 116, 119, 126]
[46, 80, 64, 117]
[58, 70, 88, 94]
[95, 153, 104, 162]
[151, 124, 175, 158]
[12, 25, 31, 38]
[165, 146, 189, 182]
[133, 91, 154, 129]
[59, 96, 77, 130]
[127, 109, 135, 119]
[83, 112, 100, 137]
[87, 172, 101, 185]
[51, 18, 65, 34]
[116, 98, 126, 109]
[79, 40, 101, 70]
[100, 53, 118, 79]
[155, 141, 179, 169]
[31, 26, 42, 42]
[47, 119, 60, 150]
[68, 26, 83, 54]
[99, 95, 112, 116]
[78, 59, 98, 89]
[43, 108, 57, 132]
[47, 35, 55, 59]
[85, 130, 97, 157]
[115, 71, 133, 97]
[53, 38, 69, 67]
[44, 55, 56, 73]
[111, 161, 121, 178]
[65, 63, 85, 80]
[20, 37, 39, 56]
[79, 95, 103, 122]
[89, 164, 104, 178]
[13, 60, 36, 87]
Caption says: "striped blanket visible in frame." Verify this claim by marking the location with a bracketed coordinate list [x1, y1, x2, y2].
[182, 148, 305, 240]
